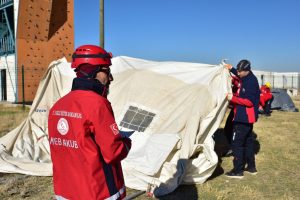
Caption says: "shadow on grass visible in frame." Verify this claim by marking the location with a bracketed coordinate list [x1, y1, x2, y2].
[153, 159, 198, 200]
[157, 184, 198, 200]
[210, 128, 260, 180]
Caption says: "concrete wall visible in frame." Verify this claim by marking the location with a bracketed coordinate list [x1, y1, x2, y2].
[0, 54, 16, 101]
[14, 0, 18, 35]
[0, 0, 17, 102]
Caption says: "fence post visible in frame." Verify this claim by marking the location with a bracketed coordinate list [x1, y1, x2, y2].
[22, 65, 25, 109]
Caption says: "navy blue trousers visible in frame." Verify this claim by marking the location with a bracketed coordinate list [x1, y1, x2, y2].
[232, 122, 256, 173]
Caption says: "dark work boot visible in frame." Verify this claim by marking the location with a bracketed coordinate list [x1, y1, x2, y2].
[244, 167, 258, 175]
[225, 169, 244, 179]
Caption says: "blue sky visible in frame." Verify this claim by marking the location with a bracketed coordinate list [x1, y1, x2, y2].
[74, 0, 300, 72]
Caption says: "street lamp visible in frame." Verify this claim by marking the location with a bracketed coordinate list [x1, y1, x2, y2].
[100, 0, 104, 48]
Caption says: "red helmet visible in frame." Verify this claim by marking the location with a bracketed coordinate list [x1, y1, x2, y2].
[71, 45, 113, 69]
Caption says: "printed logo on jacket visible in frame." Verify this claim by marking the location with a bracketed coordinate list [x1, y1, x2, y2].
[50, 117, 79, 149]
[57, 118, 69, 135]
[110, 123, 119, 135]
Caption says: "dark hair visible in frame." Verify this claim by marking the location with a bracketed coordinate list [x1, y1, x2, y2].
[236, 60, 251, 71]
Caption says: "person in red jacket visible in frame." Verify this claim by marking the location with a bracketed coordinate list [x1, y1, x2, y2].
[224, 60, 260, 179]
[48, 45, 131, 200]
[259, 82, 274, 116]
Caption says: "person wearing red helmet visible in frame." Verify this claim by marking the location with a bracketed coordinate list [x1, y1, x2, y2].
[48, 45, 131, 200]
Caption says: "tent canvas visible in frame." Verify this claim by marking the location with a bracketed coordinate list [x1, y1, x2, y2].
[0, 56, 231, 196]
[271, 88, 298, 112]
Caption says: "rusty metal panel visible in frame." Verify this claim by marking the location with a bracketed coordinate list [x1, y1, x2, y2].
[16, 0, 74, 102]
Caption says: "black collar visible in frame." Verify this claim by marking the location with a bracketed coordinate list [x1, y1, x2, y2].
[71, 78, 105, 96]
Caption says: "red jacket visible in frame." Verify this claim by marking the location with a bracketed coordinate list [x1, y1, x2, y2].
[259, 85, 273, 107]
[229, 69, 260, 124]
[228, 75, 240, 109]
[48, 89, 131, 200]
[231, 75, 240, 96]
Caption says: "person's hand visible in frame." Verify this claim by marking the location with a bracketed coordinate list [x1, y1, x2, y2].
[226, 93, 233, 101]
[224, 64, 233, 70]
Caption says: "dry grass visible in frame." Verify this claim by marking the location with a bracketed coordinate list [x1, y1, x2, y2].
[0, 97, 299, 200]
[0, 104, 29, 137]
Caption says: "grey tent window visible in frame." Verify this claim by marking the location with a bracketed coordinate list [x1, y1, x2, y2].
[119, 106, 156, 132]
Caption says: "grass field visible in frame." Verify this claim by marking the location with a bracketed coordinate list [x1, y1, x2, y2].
[0, 104, 29, 138]
[0, 97, 299, 200]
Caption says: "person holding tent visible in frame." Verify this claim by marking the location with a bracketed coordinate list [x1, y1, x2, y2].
[224, 60, 260, 179]
[259, 82, 274, 116]
[223, 75, 240, 157]
[48, 45, 131, 200]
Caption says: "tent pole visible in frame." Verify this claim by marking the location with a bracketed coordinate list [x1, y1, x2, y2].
[124, 190, 146, 200]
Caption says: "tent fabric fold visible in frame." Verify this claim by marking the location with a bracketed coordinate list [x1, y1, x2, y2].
[0, 56, 231, 196]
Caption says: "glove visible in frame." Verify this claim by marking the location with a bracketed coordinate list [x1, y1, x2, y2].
[224, 64, 233, 70]
[227, 93, 233, 101]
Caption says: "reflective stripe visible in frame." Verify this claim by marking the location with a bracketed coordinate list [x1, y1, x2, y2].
[55, 186, 125, 200]
[55, 195, 68, 200]
[232, 131, 236, 141]
[105, 185, 125, 200]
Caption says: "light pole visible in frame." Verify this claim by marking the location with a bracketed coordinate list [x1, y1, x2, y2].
[100, 0, 104, 48]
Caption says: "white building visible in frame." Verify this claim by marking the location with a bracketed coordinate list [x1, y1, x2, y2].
[0, 0, 18, 102]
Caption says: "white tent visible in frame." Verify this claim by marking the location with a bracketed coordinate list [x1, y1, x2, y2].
[0, 56, 231, 196]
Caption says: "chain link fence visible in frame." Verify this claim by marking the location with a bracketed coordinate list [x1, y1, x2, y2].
[0, 64, 38, 136]
[1, 67, 300, 103]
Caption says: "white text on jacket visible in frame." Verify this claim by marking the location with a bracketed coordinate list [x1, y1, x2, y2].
[49, 137, 79, 149]
[52, 110, 82, 119]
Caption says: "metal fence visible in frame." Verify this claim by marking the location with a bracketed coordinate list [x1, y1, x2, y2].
[0, 0, 13, 7]
[0, 36, 15, 55]
[254, 72, 300, 91]
[0, 66, 299, 104]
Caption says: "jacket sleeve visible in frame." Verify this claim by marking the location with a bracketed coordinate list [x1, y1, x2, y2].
[231, 95, 254, 107]
[231, 78, 260, 108]
[259, 95, 265, 107]
[92, 100, 131, 165]
[260, 93, 273, 107]
[232, 76, 240, 87]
